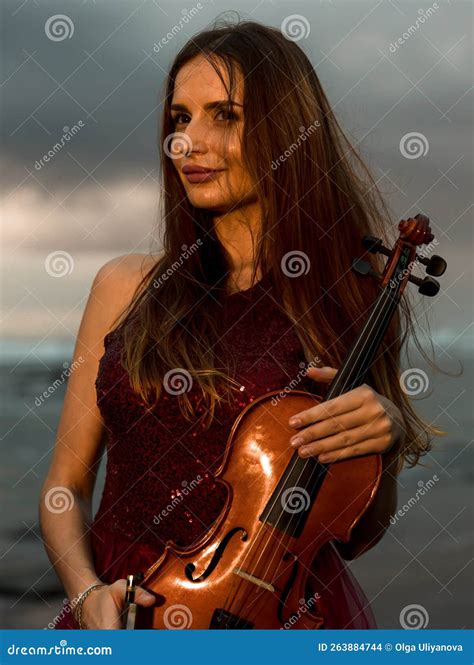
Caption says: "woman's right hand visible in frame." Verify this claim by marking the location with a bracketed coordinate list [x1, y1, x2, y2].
[79, 579, 156, 629]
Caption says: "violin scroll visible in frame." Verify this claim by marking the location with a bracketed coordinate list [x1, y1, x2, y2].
[354, 213, 447, 297]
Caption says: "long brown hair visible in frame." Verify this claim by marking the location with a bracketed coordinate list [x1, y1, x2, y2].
[111, 17, 446, 473]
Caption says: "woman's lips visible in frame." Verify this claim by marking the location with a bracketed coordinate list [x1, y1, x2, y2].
[184, 170, 224, 183]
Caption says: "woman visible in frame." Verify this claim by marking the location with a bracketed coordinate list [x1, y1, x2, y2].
[40, 18, 441, 630]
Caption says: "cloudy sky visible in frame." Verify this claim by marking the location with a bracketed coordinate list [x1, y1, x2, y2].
[1, 0, 472, 357]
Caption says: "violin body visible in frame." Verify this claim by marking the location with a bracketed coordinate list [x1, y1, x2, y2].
[136, 389, 381, 629]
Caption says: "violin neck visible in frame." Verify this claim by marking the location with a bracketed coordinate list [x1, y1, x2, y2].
[259, 284, 400, 538]
[326, 285, 400, 398]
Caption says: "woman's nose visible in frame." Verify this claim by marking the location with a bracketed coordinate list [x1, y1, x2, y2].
[180, 119, 211, 155]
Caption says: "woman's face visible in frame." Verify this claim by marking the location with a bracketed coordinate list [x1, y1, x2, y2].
[169, 56, 257, 212]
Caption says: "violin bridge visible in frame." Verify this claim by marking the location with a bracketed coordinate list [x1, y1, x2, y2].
[233, 567, 275, 592]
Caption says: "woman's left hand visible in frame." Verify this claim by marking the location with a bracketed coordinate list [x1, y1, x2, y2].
[288, 366, 406, 463]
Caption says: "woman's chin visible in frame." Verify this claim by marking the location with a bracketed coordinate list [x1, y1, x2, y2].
[186, 193, 231, 211]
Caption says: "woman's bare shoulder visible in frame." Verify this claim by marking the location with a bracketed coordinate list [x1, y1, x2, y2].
[92, 252, 164, 333]
[96, 252, 163, 286]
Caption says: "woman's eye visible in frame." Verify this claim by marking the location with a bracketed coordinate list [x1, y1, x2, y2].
[172, 113, 189, 126]
[215, 109, 238, 121]
[171, 109, 238, 126]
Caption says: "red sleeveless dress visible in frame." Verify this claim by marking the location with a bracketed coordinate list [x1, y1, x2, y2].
[53, 272, 376, 629]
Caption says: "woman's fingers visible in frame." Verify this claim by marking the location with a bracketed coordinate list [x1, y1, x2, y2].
[134, 586, 156, 606]
[289, 406, 371, 447]
[312, 436, 390, 463]
[289, 385, 372, 428]
[110, 579, 155, 608]
[296, 420, 391, 459]
[288, 383, 383, 427]
[286, 372, 399, 463]
[305, 366, 337, 382]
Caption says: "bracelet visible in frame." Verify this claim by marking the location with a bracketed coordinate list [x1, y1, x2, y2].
[72, 582, 107, 629]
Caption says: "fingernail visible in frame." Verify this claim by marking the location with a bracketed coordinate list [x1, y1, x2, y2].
[289, 418, 301, 427]
[290, 436, 304, 447]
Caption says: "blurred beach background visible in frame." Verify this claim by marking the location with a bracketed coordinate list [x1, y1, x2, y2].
[1, 0, 472, 629]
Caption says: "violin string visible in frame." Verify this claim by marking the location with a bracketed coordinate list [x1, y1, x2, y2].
[221, 285, 398, 624]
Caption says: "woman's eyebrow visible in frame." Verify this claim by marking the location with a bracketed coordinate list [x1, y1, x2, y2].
[170, 100, 243, 112]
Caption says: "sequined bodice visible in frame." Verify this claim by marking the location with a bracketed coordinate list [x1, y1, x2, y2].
[93, 272, 316, 552]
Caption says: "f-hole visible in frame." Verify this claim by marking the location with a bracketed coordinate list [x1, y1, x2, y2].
[184, 527, 248, 583]
[277, 551, 299, 624]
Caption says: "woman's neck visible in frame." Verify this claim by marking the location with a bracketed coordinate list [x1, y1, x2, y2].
[213, 202, 262, 293]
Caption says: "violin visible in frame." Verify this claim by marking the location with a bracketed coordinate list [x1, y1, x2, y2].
[132, 214, 446, 629]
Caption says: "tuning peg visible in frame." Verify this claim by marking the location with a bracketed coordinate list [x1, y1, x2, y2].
[362, 236, 382, 253]
[416, 254, 447, 277]
[352, 259, 382, 279]
[362, 236, 390, 257]
[408, 274, 440, 296]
